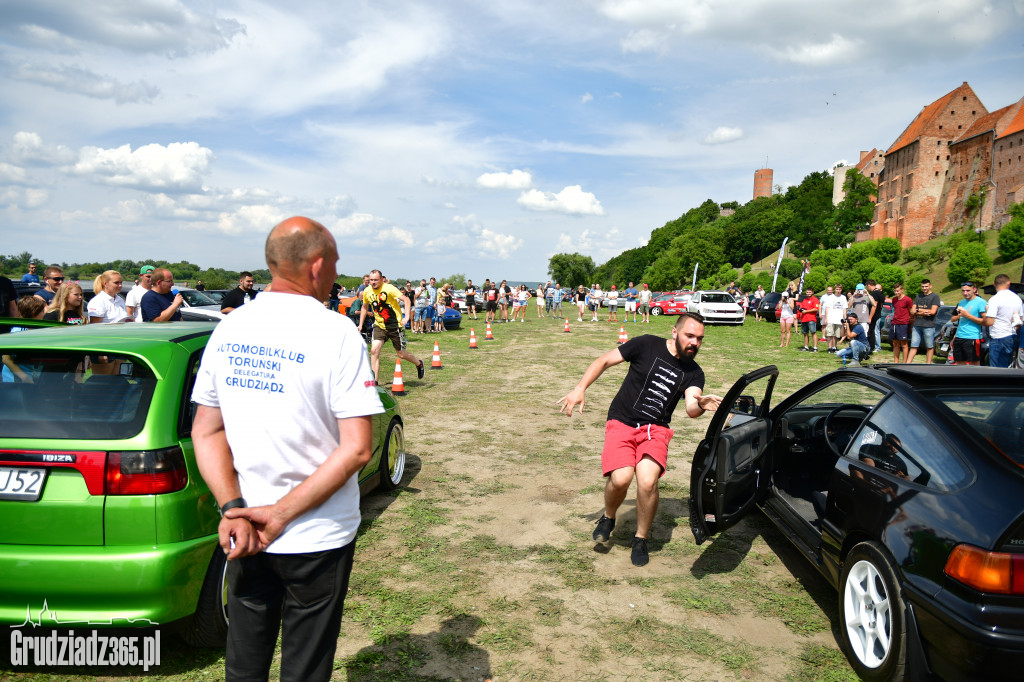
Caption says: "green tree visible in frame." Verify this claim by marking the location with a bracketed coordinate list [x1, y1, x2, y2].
[870, 264, 906, 296]
[646, 225, 725, 290]
[821, 169, 877, 249]
[856, 257, 882, 282]
[778, 257, 803, 280]
[873, 238, 902, 264]
[803, 269, 827, 292]
[548, 253, 596, 290]
[905, 272, 925, 298]
[997, 203, 1024, 260]
[786, 170, 835, 254]
[947, 242, 993, 286]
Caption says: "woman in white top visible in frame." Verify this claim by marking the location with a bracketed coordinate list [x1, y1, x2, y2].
[515, 285, 530, 322]
[775, 291, 795, 348]
[87, 270, 130, 324]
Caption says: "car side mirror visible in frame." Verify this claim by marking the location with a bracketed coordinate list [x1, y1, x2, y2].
[732, 395, 757, 415]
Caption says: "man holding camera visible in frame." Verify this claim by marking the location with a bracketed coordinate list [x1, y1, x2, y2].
[836, 313, 869, 366]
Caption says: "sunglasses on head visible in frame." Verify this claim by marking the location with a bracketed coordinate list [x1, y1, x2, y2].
[961, 282, 974, 287]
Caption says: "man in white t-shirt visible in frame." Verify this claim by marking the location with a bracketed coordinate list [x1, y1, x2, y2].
[124, 265, 155, 322]
[822, 285, 848, 353]
[983, 274, 1023, 368]
[192, 216, 384, 681]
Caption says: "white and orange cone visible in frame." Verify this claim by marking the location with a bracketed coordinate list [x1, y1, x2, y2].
[485, 322, 494, 340]
[563, 318, 571, 333]
[618, 326, 628, 344]
[431, 341, 443, 369]
[469, 328, 478, 349]
[391, 360, 406, 396]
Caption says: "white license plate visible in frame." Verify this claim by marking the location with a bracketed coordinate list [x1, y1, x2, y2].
[0, 467, 48, 501]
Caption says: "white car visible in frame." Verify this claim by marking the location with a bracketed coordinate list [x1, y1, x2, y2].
[687, 290, 744, 325]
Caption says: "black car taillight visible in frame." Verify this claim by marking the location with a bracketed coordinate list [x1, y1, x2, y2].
[104, 447, 188, 495]
[944, 544, 1024, 595]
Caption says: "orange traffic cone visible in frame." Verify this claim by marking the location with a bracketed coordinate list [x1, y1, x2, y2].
[485, 322, 494, 340]
[431, 341, 443, 369]
[469, 328, 478, 349]
[618, 326, 628, 344]
[563, 318, 571, 333]
[391, 360, 406, 396]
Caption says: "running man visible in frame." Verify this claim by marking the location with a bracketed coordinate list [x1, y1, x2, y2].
[557, 312, 722, 566]
[359, 269, 424, 384]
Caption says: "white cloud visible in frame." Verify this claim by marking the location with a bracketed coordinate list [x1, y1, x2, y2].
[71, 141, 213, 191]
[217, 204, 286, 236]
[10, 62, 159, 103]
[0, 186, 48, 209]
[11, 132, 76, 165]
[476, 169, 533, 190]
[620, 28, 668, 54]
[597, 0, 1022, 65]
[478, 229, 523, 259]
[331, 213, 415, 248]
[2, 0, 246, 57]
[0, 162, 28, 184]
[518, 185, 605, 215]
[702, 126, 744, 145]
[581, 92, 594, 104]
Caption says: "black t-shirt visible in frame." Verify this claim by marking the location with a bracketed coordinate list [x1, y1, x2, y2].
[607, 335, 705, 428]
[870, 289, 885, 323]
[43, 310, 86, 325]
[220, 287, 256, 311]
[912, 292, 941, 328]
[195, 283, 205, 291]
[329, 283, 341, 301]
[484, 286, 498, 302]
[0, 277, 15, 315]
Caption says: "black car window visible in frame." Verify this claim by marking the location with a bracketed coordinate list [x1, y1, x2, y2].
[848, 395, 970, 491]
[779, 379, 885, 455]
[180, 348, 205, 438]
[0, 351, 156, 439]
[933, 392, 1024, 469]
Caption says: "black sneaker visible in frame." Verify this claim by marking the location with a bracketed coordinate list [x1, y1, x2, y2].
[416, 361, 425, 379]
[631, 536, 649, 566]
[799, 346, 809, 352]
[812, 347, 818, 352]
[593, 515, 615, 543]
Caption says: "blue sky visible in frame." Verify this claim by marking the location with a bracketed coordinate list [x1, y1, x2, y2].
[2, 0, 1023, 281]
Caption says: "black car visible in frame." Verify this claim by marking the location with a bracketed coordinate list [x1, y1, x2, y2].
[690, 365, 1024, 681]
[756, 292, 783, 321]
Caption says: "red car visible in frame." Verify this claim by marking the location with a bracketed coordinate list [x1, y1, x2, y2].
[650, 292, 693, 316]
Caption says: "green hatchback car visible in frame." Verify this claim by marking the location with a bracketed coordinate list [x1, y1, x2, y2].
[0, 321, 406, 646]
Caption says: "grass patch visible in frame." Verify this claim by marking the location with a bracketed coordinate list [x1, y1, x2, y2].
[789, 644, 859, 682]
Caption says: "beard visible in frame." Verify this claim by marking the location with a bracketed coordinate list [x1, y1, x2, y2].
[675, 334, 699, 360]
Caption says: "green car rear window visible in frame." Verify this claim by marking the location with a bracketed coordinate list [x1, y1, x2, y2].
[0, 352, 156, 439]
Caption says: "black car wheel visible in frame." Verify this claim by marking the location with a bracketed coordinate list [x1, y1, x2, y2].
[839, 542, 907, 681]
[180, 546, 229, 647]
[650, 306, 662, 316]
[379, 419, 406, 490]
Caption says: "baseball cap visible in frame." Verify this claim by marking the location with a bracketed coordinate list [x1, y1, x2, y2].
[139, 265, 155, 275]
[855, 283, 866, 291]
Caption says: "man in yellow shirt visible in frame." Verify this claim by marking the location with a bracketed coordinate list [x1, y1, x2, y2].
[358, 269, 424, 383]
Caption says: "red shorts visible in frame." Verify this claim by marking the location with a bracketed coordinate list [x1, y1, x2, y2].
[601, 420, 674, 478]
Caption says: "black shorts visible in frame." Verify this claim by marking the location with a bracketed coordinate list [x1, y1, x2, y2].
[952, 337, 981, 363]
[486, 301, 497, 312]
[891, 324, 909, 341]
[466, 296, 475, 307]
[372, 325, 406, 351]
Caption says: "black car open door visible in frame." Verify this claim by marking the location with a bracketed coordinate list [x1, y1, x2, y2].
[689, 365, 778, 545]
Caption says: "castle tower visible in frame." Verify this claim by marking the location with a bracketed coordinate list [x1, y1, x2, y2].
[753, 168, 773, 199]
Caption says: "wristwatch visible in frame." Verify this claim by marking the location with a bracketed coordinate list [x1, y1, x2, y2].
[219, 497, 246, 517]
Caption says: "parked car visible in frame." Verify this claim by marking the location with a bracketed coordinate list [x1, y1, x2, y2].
[0, 322, 407, 646]
[200, 289, 230, 305]
[687, 291, 744, 325]
[171, 288, 225, 322]
[756, 292, 783, 322]
[649, 293, 691, 316]
[690, 364, 1024, 681]
[881, 304, 957, 352]
[345, 300, 462, 332]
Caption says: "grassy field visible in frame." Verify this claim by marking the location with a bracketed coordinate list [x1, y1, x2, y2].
[3, 314, 865, 682]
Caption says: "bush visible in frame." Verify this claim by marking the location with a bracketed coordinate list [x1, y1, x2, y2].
[803, 270, 827, 293]
[755, 271, 776, 291]
[742, 262, 752, 273]
[832, 269, 860, 292]
[947, 242, 993, 286]
[873, 237, 902, 264]
[870, 264, 906, 296]
[997, 219, 1024, 260]
[809, 249, 839, 270]
[840, 243, 870, 269]
[855, 257, 882, 281]
[778, 257, 804, 280]
[905, 272, 925, 298]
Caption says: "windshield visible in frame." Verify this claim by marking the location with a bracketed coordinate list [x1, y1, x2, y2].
[934, 392, 1024, 469]
[703, 293, 735, 304]
[0, 352, 156, 439]
[180, 290, 217, 306]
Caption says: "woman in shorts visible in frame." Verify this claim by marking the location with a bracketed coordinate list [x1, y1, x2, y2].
[514, 285, 530, 321]
[776, 291, 795, 348]
[574, 285, 587, 321]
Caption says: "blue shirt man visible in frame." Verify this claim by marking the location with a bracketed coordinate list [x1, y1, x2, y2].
[21, 263, 39, 284]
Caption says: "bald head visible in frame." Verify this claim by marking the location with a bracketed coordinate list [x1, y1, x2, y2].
[265, 217, 336, 273]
